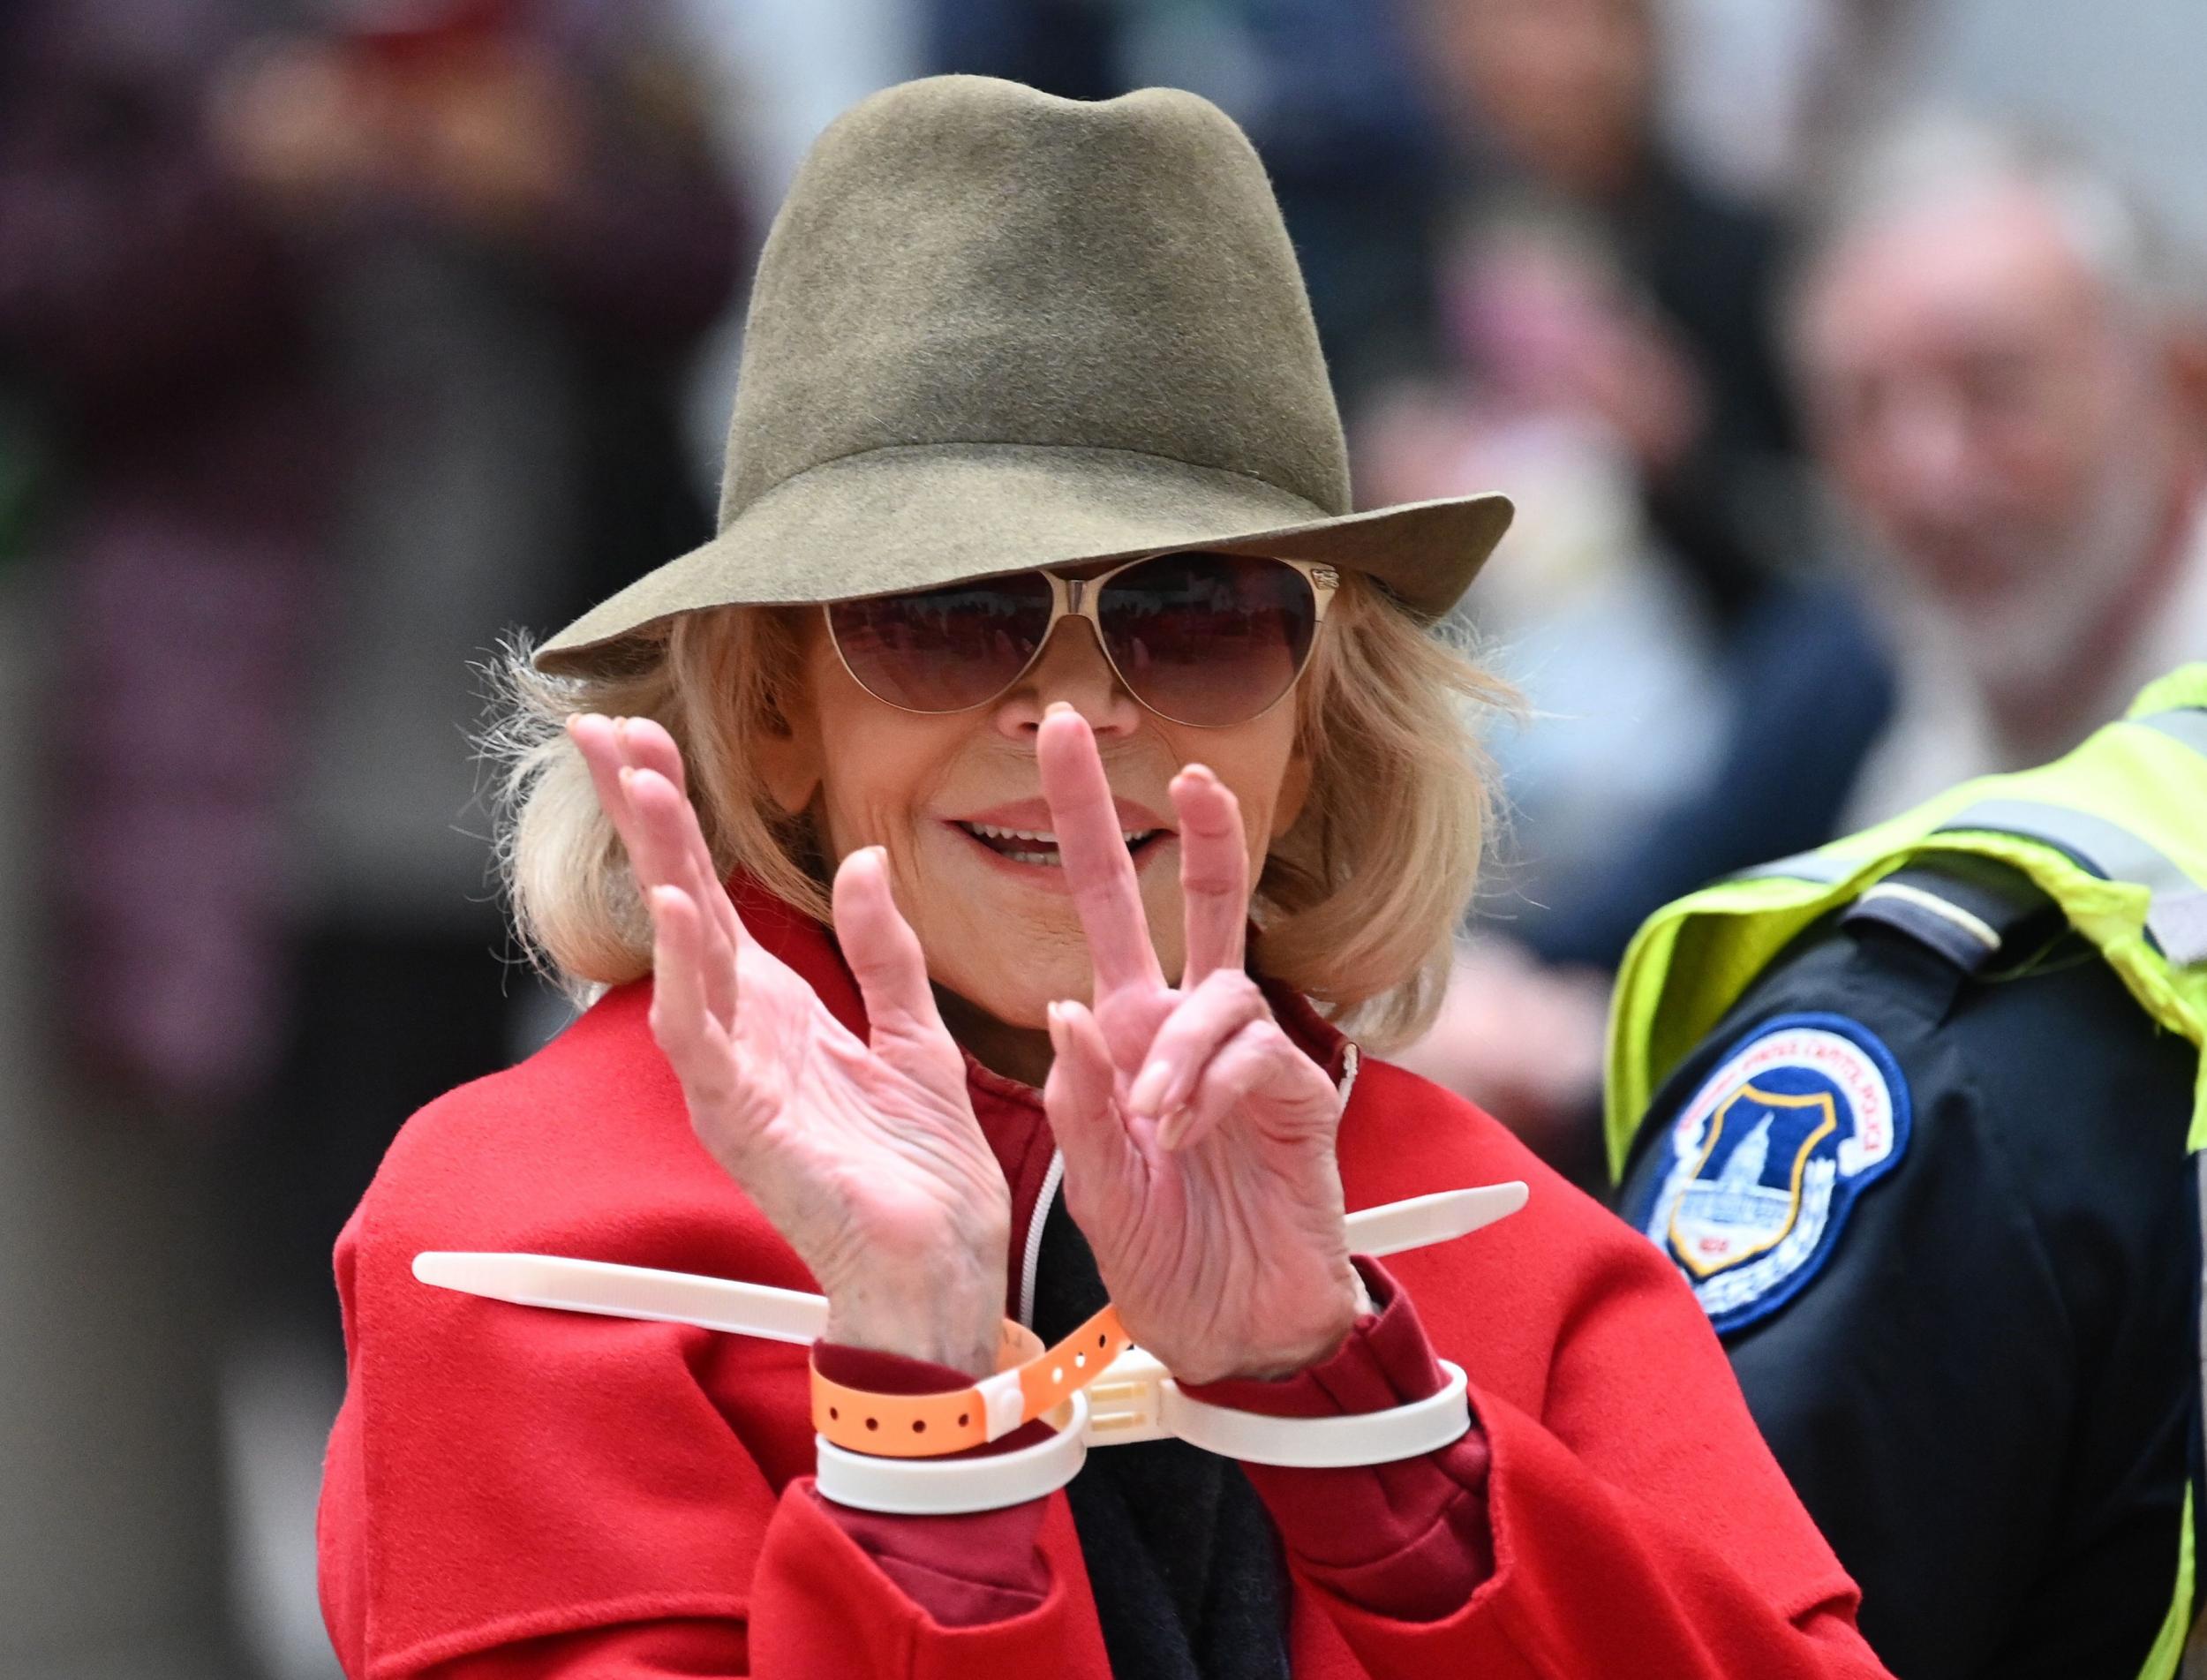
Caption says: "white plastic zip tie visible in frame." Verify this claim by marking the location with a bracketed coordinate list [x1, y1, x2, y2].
[411, 1250, 831, 1345]
[1346, 1182, 1528, 1257]
[814, 1390, 1090, 1515]
[1164, 1360, 1470, 1467]
[409, 1182, 1528, 1352]
[812, 1358, 1463, 1513]
[413, 1180, 1527, 1510]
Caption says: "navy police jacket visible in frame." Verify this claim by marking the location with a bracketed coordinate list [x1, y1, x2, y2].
[1619, 855, 2200, 1678]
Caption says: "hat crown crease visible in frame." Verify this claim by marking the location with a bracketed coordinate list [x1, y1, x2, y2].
[719, 76, 1352, 528]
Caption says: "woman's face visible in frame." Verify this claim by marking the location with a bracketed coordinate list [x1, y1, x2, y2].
[762, 604, 1311, 1029]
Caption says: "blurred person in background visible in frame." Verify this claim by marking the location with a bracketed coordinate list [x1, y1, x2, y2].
[1, 3, 744, 1670]
[1795, 117, 2207, 826]
[1, 0, 335, 1126]
[0, 1, 330, 1670]
[212, 0, 746, 1352]
[1372, 0, 1892, 1173]
[1382, 0, 1804, 654]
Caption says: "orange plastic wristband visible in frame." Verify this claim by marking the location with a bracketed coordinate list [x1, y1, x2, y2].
[810, 1303, 1132, 1458]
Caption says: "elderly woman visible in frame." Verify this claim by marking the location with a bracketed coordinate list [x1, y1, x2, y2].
[318, 77, 1888, 1679]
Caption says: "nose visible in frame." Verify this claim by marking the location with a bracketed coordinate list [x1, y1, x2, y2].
[992, 617, 1145, 740]
[1868, 380, 1976, 516]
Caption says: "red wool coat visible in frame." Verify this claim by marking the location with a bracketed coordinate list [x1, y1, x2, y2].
[319, 892, 1889, 1678]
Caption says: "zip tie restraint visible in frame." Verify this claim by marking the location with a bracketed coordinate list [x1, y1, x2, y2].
[413, 1182, 1527, 1512]
[809, 1303, 1132, 1458]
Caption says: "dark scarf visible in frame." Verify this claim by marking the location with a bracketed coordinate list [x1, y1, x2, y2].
[1030, 1193, 1292, 1680]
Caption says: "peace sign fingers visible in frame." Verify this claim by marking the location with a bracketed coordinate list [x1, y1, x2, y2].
[1170, 763, 1249, 990]
[1037, 704, 1165, 999]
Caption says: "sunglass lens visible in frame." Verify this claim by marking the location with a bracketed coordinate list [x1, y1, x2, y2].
[828, 573, 1056, 712]
[1096, 554, 1317, 726]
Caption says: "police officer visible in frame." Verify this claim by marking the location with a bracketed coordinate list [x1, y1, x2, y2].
[1614, 667, 2207, 1680]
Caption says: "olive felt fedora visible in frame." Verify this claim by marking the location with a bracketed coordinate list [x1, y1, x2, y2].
[534, 74, 1511, 678]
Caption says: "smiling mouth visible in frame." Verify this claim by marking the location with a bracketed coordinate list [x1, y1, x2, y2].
[954, 822, 1165, 867]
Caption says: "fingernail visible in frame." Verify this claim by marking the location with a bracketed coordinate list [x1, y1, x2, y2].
[617, 765, 633, 786]
[1157, 1105, 1190, 1150]
[1044, 1002, 1066, 1052]
[1045, 700, 1075, 718]
[1131, 1058, 1172, 1116]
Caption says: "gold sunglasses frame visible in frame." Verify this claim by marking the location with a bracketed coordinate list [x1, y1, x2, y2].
[823, 554, 1341, 728]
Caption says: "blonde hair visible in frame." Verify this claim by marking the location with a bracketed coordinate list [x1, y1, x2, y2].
[485, 577, 1507, 1050]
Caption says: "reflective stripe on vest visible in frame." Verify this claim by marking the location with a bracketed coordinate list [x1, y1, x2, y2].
[1732, 708, 2207, 968]
[2144, 706, 2207, 760]
[1933, 798, 2207, 968]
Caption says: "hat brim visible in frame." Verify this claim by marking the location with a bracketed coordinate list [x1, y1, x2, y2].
[533, 443, 1512, 676]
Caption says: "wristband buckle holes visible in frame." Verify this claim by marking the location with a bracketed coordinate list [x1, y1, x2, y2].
[815, 1305, 1123, 1460]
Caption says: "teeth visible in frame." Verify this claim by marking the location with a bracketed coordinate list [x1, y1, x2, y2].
[964, 823, 1160, 846]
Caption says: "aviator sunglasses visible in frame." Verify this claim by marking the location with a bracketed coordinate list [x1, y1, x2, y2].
[825, 552, 1340, 728]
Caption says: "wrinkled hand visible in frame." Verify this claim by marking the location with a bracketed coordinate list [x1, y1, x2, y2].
[1037, 708, 1360, 1384]
[569, 715, 1009, 1376]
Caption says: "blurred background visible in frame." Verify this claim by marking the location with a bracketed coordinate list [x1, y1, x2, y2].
[1, 1, 2202, 1674]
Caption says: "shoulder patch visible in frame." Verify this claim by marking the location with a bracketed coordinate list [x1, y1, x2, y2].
[1627, 1012, 1910, 1334]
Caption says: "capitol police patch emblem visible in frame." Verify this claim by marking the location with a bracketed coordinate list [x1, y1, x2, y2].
[1630, 1013, 1909, 1333]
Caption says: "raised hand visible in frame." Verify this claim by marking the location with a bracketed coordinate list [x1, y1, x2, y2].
[568, 715, 1010, 1376]
[1036, 706, 1360, 1385]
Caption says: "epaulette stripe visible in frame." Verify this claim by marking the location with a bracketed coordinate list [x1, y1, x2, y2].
[1856, 880, 2003, 953]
